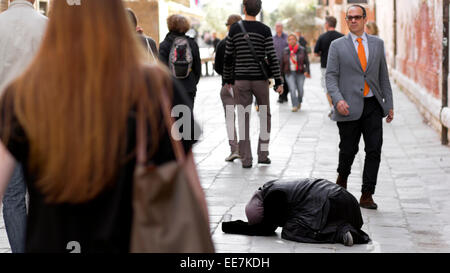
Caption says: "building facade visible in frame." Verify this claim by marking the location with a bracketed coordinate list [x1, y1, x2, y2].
[124, 0, 203, 45]
[376, 0, 449, 144]
[316, 0, 376, 34]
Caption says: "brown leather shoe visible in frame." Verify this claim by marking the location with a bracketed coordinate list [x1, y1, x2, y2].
[360, 192, 378, 210]
[336, 175, 348, 189]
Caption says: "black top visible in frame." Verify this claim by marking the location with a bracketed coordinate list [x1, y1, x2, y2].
[223, 20, 282, 86]
[213, 38, 221, 52]
[214, 37, 228, 86]
[0, 79, 195, 253]
[138, 34, 158, 57]
[314, 30, 344, 68]
[298, 36, 308, 48]
[159, 32, 202, 98]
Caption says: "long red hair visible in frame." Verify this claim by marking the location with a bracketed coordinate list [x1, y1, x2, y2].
[2, 0, 169, 203]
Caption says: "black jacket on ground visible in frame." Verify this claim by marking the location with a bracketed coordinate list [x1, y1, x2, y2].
[222, 178, 371, 245]
[159, 32, 201, 99]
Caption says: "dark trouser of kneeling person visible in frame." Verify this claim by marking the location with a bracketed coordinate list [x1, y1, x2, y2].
[222, 178, 371, 246]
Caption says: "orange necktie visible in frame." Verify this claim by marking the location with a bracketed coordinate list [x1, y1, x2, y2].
[357, 38, 370, 96]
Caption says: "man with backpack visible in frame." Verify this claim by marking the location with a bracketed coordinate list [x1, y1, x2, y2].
[159, 14, 201, 104]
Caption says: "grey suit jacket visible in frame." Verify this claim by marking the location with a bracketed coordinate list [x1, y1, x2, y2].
[326, 33, 393, 122]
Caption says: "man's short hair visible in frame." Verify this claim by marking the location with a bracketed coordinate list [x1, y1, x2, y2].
[126, 8, 138, 28]
[346, 4, 367, 18]
[167, 14, 191, 34]
[243, 0, 262, 17]
[325, 16, 337, 28]
[226, 14, 243, 27]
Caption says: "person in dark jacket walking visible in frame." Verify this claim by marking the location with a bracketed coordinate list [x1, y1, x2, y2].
[159, 14, 201, 104]
[280, 34, 311, 112]
[222, 178, 371, 246]
[214, 14, 242, 162]
[126, 8, 158, 59]
[273, 22, 290, 104]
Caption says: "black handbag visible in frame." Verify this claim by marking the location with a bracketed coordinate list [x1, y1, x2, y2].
[237, 21, 273, 80]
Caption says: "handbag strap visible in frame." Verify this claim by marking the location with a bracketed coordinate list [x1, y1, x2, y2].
[146, 38, 157, 62]
[136, 85, 186, 165]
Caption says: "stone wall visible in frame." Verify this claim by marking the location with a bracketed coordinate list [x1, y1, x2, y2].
[377, 0, 450, 141]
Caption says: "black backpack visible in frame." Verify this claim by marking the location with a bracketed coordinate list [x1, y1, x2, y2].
[168, 36, 193, 79]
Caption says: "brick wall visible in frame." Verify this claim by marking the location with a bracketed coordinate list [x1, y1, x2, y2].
[396, 0, 442, 99]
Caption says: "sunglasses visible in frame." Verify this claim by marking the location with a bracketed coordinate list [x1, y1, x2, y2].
[346, 15, 365, 21]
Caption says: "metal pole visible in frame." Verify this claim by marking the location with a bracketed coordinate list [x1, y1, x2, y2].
[443, 0, 449, 145]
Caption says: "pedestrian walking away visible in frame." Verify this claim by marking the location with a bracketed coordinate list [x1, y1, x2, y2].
[159, 14, 202, 105]
[126, 8, 158, 61]
[222, 178, 371, 246]
[326, 4, 394, 210]
[273, 22, 290, 104]
[0, 0, 199, 253]
[280, 33, 311, 112]
[314, 16, 344, 117]
[214, 14, 243, 162]
[0, 0, 48, 253]
[223, 0, 283, 169]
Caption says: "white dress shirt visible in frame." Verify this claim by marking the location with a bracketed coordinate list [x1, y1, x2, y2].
[349, 32, 374, 97]
[0, 0, 48, 95]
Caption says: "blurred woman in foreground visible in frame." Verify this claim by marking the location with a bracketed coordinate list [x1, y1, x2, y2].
[0, 0, 194, 253]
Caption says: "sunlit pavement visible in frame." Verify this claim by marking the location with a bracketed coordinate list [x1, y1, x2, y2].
[1, 63, 449, 253]
[194, 63, 450, 253]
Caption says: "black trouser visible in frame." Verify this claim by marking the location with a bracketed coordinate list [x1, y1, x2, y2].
[337, 97, 383, 194]
[278, 74, 290, 101]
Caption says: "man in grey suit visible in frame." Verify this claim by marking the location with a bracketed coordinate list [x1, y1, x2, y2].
[326, 5, 394, 210]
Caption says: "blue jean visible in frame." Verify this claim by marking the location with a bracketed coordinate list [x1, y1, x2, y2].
[2, 164, 27, 253]
[286, 73, 306, 108]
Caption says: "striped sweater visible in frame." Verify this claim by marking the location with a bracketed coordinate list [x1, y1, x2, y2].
[223, 20, 283, 86]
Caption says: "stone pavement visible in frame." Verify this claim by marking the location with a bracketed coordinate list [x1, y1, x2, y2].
[0, 63, 449, 253]
[194, 63, 450, 253]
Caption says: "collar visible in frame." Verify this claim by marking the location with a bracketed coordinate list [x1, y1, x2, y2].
[350, 32, 368, 44]
[9, 0, 34, 9]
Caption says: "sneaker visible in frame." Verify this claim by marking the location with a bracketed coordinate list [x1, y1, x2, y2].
[277, 98, 284, 103]
[225, 152, 240, 162]
[342, 231, 354, 247]
[242, 164, 252, 169]
[258, 158, 271, 164]
[292, 106, 299, 112]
